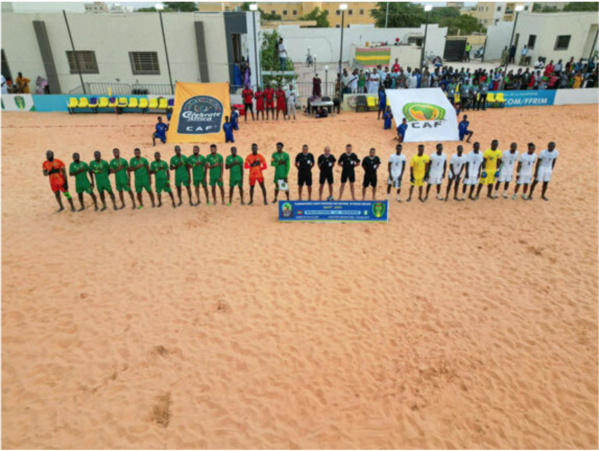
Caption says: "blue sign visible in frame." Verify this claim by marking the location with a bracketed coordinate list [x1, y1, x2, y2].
[279, 200, 389, 222]
[496, 90, 556, 108]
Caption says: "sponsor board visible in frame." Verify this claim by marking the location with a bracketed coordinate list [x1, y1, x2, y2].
[279, 200, 388, 222]
[1, 94, 36, 112]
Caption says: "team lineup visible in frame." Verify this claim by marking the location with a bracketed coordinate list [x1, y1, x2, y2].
[43, 137, 558, 212]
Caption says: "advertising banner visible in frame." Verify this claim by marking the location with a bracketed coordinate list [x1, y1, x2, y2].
[496, 90, 556, 108]
[386, 88, 460, 142]
[1, 94, 36, 112]
[279, 200, 389, 223]
[355, 47, 391, 67]
[167, 82, 230, 143]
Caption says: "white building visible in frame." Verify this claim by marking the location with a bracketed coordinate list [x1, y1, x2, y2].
[84, 2, 109, 13]
[274, 23, 448, 64]
[1, 10, 261, 94]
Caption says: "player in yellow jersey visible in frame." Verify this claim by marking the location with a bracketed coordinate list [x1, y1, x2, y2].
[406, 144, 430, 203]
[476, 139, 503, 200]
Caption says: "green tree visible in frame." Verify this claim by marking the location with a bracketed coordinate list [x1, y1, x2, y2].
[239, 2, 282, 20]
[299, 7, 330, 27]
[563, 2, 599, 11]
[163, 2, 197, 12]
[429, 6, 461, 23]
[441, 14, 486, 35]
[370, 2, 426, 28]
[532, 3, 558, 12]
[261, 31, 296, 86]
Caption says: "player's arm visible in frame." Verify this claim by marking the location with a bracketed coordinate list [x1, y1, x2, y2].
[218, 157, 223, 182]
[295, 155, 301, 170]
[409, 164, 415, 182]
[244, 157, 251, 169]
[61, 167, 69, 189]
[424, 162, 431, 180]
[89, 167, 95, 188]
[442, 160, 447, 179]
[495, 157, 502, 176]
[399, 161, 406, 180]
[388, 161, 392, 179]
[533, 158, 541, 178]
[146, 163, 152, 185]
[552, 156, 557, 170]
[225, 158, 231, 170]
[260, 156, 267, 171]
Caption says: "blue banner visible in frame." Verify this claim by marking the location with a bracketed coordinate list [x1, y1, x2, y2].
[495, 90, 556, 108]
[279, 200, 389, 222]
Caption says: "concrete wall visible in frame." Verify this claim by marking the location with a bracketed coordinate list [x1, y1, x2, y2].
[514, 12, 599, 63]
[1, 11, 250, 93]
[484, 20, 515, 61]
[274, 23, 447, 64]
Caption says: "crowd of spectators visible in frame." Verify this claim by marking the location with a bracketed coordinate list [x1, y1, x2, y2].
[333, 56, 598, 96]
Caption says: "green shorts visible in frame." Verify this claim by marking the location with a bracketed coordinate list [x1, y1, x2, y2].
[175, 174, 190, 188]
[115, 178, 131, 192]
[210, 178, 223, 187]
[135, 178, 152, 193]
[193, 177, 207, 187]
[76, 183, 92, 194]
[96, 179, 113, 194]
[230, 177, 243, 188]
[155, 180, 172, 194]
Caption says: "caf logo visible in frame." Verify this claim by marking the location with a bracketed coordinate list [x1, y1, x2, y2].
[403, 102, 446, 122]
[177, 96, 224, 134]
[281, 202, 294, 218]
[372, 202, 386, 218]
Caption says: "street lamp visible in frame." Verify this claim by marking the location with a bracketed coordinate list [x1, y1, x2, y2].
[420, 5, 433, 70]
[324, 65, 329, 96]
[338, 3, 347, 99]
[506, 4, 524, 73]
[249, 3, 259, 89]
[155, 3, 164, 10]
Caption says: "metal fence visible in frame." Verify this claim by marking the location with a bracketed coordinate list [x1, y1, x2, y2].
[68, 82, 175, 95]
[295, 81, 336, 98]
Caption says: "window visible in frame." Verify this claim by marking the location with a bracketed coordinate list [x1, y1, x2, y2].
[497, 6, 501, 11]
[554, 35, 570, 50]
[336, 24, 340, 28]
[348, 9, 353, 15]
[336, 9, 340, 15]
[271, 10, 276, 15]
[292, 9, 297, 15]
[282, 9, 287, 15]
[66, 51, 98, 74]
[359, 9, 364, 15]
[527, 34, 536, 49]
[524, 5, 529, 10]
[129, 52, 160, 75]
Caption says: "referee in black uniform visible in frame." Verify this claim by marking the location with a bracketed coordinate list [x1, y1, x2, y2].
[295, 144, 315, 200]
[361, 147, 382, 200]
[317, 146, 336, 201]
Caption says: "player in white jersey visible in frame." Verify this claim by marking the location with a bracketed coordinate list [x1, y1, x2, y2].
[462, 142, 484, 200]
[513, 142, 537, 200]
[387, 144, 406, 201]
[494, 142, 519, 199]
[445, 145, 467, 201]
[529, 141, 558, 201]
[425, 143, 447, 201]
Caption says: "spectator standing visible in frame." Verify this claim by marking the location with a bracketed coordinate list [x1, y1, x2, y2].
[278, 38, 287, 72]
[392, 58, 400, 73]
[520, 45, 529, 65]
[1, 74, 7, 95]
[368, 68, 380, 94]
[312, 74, 322, 98]
[350, 69, 358, 93]
[464, 42, 471, 62]
[16, 72, 31, 93]
[286, 84, 298, 120]
[509, 44, 516, 64]
[358, 70, 366, 93]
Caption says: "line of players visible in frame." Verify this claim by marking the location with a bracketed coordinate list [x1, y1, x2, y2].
[42, 140, 558, 212]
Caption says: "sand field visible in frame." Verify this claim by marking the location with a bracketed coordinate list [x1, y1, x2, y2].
[2, 105, 598, 449]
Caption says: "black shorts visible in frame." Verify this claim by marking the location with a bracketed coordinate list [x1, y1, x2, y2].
[244, 103, 253, 112]
[319, 171, 333, 185]
[341, 170, 355, 184]
[298, 171, 312, 187]
[363, 173, 377, 188]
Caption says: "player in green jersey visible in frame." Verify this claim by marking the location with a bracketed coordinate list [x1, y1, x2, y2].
[128, 148, 156, 208]
[89, 151, 117, 211]
[69, 152, 98, 211]
[151, 152, 177, 208]
[205, 144, 225, 205]
[225, 146, 245, 206]
[170, 145, 193, 207]
[188, 145, 210, 206]
[110, 148, 136, 209]
[271, 141, 290, 203]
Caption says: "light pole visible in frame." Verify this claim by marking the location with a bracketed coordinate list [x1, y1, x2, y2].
[249, 3, 259, 89]
[506, 4, 524, 73]
[385, 2, 389, 28]
[338, 3, 347, 99]
[420, 5, 432, 70]
[325, 65, 329, 96]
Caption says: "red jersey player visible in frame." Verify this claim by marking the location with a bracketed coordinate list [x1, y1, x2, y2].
[254, 86, 265, 121]
[275, 85, 286, 120]
[241, 84, 254, 121]
[264, 84, 275, 120]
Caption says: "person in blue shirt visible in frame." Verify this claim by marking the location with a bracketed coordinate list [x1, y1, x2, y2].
[152, 116, 168, 147]
[397, 118, 408, 143]
[223, 116, 234, 143]
[231, 107, 239, 131]
[383, 107, 393, 130]
[458, 115, 473, 143]
[377, 86, 387, 120]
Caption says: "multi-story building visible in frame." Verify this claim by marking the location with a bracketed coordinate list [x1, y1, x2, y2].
[446, 2, 465, 9]
[84, 2, 109, 13]
[468, 1, 534, 26]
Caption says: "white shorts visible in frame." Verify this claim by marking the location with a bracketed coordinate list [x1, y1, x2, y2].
[448, 173, 461, 181]
[387, 175, 401, 188]
[463, 176, 479, 186]
[536, 168, 553, 182]
[517, 174, 532, 185]
[428, 174, 443, 185]
[498, 168, 514, 183]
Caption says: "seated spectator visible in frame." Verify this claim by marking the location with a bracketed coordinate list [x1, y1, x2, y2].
[315, 106, 328, 118]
